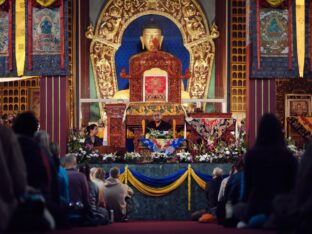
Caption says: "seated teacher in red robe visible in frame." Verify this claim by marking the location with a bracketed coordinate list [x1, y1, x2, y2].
[146, 112, 171, 132]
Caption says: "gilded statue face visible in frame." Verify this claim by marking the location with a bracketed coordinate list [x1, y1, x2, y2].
[140, 28, 163, 51]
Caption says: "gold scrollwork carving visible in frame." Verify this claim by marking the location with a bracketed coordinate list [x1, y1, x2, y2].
[187, 41, 215, 98]
[87, 0, 219, 115]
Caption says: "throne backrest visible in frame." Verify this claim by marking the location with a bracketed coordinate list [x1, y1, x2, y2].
[129, 51, 182, 103]
[143, 68, 168, 102]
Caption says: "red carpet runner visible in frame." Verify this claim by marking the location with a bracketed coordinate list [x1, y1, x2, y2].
[53, 221, 275, 234]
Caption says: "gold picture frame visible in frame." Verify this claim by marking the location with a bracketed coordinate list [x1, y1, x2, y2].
[28, 88, 40, 120]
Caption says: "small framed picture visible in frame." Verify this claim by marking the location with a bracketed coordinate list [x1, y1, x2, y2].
[285, 94, 312, 118]
[28, 88, 40, 120]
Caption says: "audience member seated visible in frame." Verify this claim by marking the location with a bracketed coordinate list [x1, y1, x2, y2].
[217, 159, 244, 227]
[218, 166, 235, 202]
[270, 141, 312, 233]
[103, 167, 134, 222]
[34, 130, 60, 204]
[79, 164, 109, 225]
[241, 113, 297, 228]
[51, 143, 70, 206]
[205, 167, 223, 216]
[0, 126, 27, 232]
[12, 112, 52, 199]
[90, 168, 106, 208]
[84, 124, 103, 148]
[146, 112, 171, 132]
[63, 154, 89, 217]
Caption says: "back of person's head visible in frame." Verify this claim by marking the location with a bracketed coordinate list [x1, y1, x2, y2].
[79, 163, 90, 181]
[110, 167, 120, 179]
[234, 157, 245, 172]
[49, 142, 60, 169]
[212, 167, 223, 178]
[12, 111, 38, 137]
[34, 130, 50, 150]
[255, 113, 285, 148]
[63, 153, 77, 169]
[94, 168, 105, 181]
[50, 142, 60, 158]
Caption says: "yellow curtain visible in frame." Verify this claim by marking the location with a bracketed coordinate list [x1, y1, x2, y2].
[15, 0, 25, 76]
[265, 0, 286, 7]
[35, 0, 57, 7]
[118, 165, 210, 211]
[190, 168, 206, 190]
[127, 169, 188, 197]
[0, 0, 6, 5]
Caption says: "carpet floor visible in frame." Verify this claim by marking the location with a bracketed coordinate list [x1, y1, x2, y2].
[53, 221, 276, 234]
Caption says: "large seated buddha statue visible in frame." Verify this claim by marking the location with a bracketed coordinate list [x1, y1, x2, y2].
[114, 21, 190, 101]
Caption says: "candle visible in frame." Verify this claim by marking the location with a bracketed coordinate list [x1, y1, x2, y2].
[184, 122, 187, 139]
[142, 119, 145, 135]
[173, 119, 176, 138]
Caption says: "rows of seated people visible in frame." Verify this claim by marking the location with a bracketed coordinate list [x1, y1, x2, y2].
[0, 112, 133, 232]
[194, 113, 312, 234]
[1, 111, 312, 233]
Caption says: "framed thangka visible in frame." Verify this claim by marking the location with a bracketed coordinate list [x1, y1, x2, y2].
[25, 0, 68, 76]
[0, 10, 8, 56]
[32, 7, 60, 55]
[260, 9, 289, 57]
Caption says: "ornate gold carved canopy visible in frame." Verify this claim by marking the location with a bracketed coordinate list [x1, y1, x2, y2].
[86, 0, 219, 115]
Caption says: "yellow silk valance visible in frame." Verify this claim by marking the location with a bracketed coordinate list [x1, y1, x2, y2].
[35, 0, 58, 7]
[265, 0, 286, 7]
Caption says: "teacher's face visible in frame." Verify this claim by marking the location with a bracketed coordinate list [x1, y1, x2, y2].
[153, 113, 161, 122]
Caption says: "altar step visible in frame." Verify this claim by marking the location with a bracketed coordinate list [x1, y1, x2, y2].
[53, 221, 275, 234]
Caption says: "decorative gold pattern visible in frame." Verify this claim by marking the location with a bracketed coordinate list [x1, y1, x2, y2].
[87, 0, 218, 116]
[126, 102, 185, 116]
[0, 78, 40, 115]
[230, 0, 247, 113]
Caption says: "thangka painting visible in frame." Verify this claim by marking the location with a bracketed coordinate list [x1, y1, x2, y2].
[0, 10, 8, 56]
[32, 7, 60, 55]
[260, 9, 289, 57]
[144, 75, 168, 102]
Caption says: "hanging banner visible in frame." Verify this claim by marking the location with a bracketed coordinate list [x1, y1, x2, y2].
[296, 0, 305, 77]
[26, 0, 67, 76]
[16, 0, 25, 76]
[0, 0, 13, 75]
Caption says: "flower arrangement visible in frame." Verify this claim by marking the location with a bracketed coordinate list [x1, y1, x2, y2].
[102, 153, 116, 163]
[286, 137, 304, 159]
[75, 148, 101, 164]
[124, 152, 143, 162]
[68, 129, 85, 153]
[146, 129, 173, 139]
[151, 152, 168, 163]
[176, 151, 192, 163]
[195, 152, 238, 163]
